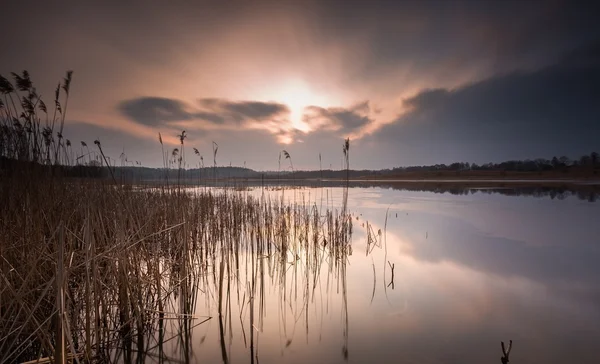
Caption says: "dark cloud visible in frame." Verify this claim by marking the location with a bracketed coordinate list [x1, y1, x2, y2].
[198, 98, 289, 122]
[402, 89, 448, 111]
[303, 101, 373, 134]
[118, 97, 197, 126]
[365, 40, 600, 166]
[559, 38, 600, 67]
[314, 0, 600, 76]
[118, 97, 289, 127]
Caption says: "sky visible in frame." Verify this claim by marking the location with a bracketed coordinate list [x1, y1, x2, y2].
[1, 0, 599, 170]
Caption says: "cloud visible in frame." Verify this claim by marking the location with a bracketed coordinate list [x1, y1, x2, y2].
[118, 95, 375, 147]
[559, 38, 600, 67]
[4, 1, 600, 170]
[118, 97, 199, 126]
[302, 101, 373, 134]
[364, 40, 600, 166]
[199, 98, 289, 122]
[118, 96, 290, 128]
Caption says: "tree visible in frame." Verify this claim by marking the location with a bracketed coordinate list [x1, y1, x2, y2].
[580, 155, 592, 167]
[87, 159, 102, 167]
[591, 152, 599, 168]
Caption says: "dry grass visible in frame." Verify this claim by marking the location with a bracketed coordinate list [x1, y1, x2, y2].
[0, 169, 355, 363]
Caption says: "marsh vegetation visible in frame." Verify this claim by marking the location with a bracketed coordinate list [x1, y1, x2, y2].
[0, 71, 356, 363]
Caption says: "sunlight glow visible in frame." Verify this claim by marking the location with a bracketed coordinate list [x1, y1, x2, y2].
[257, 79, 333, 132]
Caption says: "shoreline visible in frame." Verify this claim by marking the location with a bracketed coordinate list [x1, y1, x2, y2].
[220, 177, 600, 187]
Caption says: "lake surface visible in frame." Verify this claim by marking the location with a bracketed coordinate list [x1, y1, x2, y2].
[153, 185, 600, 364]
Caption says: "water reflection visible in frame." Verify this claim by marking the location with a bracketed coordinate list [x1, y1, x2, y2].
[342, 185, 600, 364]
[134, 186, 595, 363]
[103, 187, 353, 364]
[128, 185, 599, 363]
[211, 179, 600, 202]
[11, 185, 597, 363]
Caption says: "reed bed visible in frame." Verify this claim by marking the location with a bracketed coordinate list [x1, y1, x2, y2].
[1, 70, 353, 363]
[0, 173, 353, 363]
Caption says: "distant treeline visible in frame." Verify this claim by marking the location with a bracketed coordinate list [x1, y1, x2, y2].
[0, 161, 262, 182]
[3, 151, 600, 182]
[168, 151, 600, 180]
[381, 152, 600, 174]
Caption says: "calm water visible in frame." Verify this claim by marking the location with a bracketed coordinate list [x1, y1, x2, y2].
[158, 185, 600, 364]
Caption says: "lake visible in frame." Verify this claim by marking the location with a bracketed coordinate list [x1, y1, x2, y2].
[137, 184, 600, 364]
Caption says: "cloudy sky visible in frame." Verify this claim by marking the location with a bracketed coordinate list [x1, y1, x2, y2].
[2, 0, 599, 170]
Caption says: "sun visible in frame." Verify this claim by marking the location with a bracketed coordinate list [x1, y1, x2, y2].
[257, 79, 332, 132]
[277, 81, 316, 130]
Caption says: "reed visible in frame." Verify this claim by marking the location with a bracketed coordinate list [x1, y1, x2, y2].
[0, 70, 354, 363]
